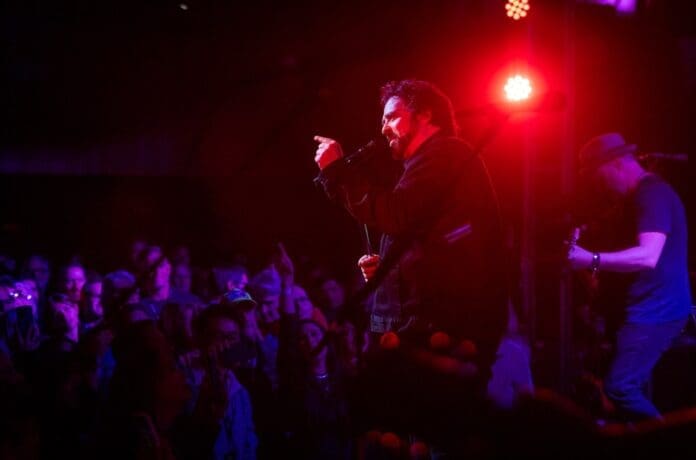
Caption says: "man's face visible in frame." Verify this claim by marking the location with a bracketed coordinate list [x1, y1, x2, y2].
[209, 317, 241, 348]
[299, 322, 325, 357]
[231, 273, 249, 291]
[381, 96, 418, 160]
[293, 286, 314, 320]
[257, 294, 280, 325]
[320, 279, 345, 311]
[171, 246, 191, 266]
[63, 266, 86, 303]
[130, 240, 147, 266]
[27, 257, 50, 289]
[594, 160, 626, 197]
[145, 249, 171, 290]
[82, 281, 103, 319]
[172, 264, 192, 291]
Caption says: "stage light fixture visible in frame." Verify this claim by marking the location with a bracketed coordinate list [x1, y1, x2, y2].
[504, 75, 532, 102]
[505, 0, 530, 20]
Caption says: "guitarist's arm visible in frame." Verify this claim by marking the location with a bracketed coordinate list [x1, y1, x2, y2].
[567, 231, 666, 273]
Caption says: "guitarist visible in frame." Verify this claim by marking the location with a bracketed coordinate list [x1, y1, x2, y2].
[566, 132, 691, 422]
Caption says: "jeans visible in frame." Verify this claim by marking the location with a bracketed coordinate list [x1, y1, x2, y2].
[604, 318, 687, 420]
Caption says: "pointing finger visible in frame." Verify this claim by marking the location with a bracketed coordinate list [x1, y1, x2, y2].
[314, 135, 336, 144]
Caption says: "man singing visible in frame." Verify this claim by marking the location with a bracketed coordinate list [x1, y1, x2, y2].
[313, 79, 508, 380]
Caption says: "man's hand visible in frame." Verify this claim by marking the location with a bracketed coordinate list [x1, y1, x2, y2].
[273, 242, 294, 287]
[567, 243, 593, 270]
[313, 135, 344, 170]
[357, 254, 381, 282]
[565, 226, 590, 270]
[273, 242, 299, 315]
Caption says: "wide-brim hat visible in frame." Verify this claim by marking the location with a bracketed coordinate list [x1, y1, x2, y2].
[579, 132, 637, 175]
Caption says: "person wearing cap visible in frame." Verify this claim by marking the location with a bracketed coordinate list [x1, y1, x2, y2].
[567, 132, 691, 421]
[221, 288, 263, 346]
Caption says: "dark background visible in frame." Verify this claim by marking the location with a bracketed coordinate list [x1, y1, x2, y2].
[1, 0, 694, 386]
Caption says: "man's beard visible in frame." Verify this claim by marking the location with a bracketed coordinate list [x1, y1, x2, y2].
[388, 130, 414, 160]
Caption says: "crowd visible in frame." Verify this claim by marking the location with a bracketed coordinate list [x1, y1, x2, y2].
[0, 238, 694, 459]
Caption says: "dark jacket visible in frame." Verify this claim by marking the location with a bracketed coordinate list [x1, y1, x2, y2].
[316, 134, 508, 344]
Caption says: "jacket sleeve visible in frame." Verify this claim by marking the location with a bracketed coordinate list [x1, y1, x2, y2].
[348, 146, 461, 234]
[326, 138, 475, 236]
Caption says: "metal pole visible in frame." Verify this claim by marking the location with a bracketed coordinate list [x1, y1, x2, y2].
[521, 7, 537, 360]
[559, 0, 577, 394]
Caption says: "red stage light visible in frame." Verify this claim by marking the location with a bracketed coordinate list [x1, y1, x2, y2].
[504, 75, 532, 102]
[505, 0, 530, 20]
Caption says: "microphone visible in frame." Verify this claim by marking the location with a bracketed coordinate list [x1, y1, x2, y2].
[638, 152, 688, 162]
[344, 137, 388, 166]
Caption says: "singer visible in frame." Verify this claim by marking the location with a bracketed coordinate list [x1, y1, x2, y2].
[566, 132, 691, 422]
[313, 79, 508, 389]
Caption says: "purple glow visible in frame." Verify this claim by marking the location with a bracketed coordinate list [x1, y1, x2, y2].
[588, 0, 637, 15]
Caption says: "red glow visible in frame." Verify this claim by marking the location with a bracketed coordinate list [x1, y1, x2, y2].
[380, 432, 401, 451]
[429, 331, 452, 350]
[486, 64, 548, 109]
[379, 331, 400, 350]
